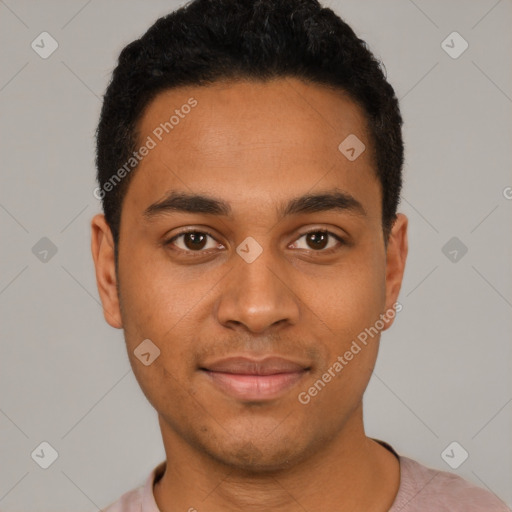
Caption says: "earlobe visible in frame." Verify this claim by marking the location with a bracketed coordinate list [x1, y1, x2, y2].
[383, 213, 408, 328]
[91, 214, 123, 329]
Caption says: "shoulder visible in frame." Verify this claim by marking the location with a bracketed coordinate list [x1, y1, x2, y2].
[102, 485, 144, 512]
[390, 455, 511, 512]
[102, 460, 166, 512]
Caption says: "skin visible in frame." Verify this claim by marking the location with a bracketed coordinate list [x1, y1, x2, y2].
[91, 77, 408, 511]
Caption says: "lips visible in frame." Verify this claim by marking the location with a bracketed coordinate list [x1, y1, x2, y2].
[200, 356, 310, 401]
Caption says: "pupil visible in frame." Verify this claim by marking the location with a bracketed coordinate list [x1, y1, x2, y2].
[308, 232, 328, 250]
[185, 232, 207, 250]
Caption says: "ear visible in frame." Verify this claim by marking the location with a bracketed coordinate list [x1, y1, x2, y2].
[382, 213, 408, 330]
[91, 214, 123, 329]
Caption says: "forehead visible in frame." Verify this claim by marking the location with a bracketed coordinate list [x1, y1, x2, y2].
[127, 78, 379, 216]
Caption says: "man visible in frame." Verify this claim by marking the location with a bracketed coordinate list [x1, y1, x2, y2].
[91, 0, 509, 510]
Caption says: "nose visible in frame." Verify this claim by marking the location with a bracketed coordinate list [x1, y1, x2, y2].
[214, 245, 300, 334]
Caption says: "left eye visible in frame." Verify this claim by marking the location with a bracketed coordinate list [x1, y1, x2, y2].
[290, 230, 344, 251]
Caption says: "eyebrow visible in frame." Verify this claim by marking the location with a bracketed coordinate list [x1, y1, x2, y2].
[143, 189, 366, 220]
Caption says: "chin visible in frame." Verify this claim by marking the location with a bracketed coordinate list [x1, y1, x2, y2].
[199, 430, 311, 475]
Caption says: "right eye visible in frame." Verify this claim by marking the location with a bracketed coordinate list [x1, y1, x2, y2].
[165, 230, 224, 253]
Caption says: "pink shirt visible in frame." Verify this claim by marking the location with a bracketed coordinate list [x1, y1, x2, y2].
[103, 450, 510, 511]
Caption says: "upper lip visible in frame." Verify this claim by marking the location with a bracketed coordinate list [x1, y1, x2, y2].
[200, 356, 309, 375]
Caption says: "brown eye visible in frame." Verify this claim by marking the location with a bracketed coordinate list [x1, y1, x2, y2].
[291, 230, 344, 252]
[306, 231, 329, 250]
[183, 232, 207, 250]
[167, 231, 221, 252]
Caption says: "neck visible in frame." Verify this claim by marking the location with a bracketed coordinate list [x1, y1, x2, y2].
[154, 405, 400, 512]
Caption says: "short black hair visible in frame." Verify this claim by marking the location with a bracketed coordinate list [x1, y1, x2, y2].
[95, 0, 403, 247]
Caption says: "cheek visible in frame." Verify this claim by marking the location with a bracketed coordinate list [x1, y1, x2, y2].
[296, 261, 385, 415]
[130, 354, 205, 437]
[117, 252, 204, 411]
[117, 245, 199, 336]
[295, 241, 386, 404]
[116, 245, 226, 382]
[302, 246, 386, 342]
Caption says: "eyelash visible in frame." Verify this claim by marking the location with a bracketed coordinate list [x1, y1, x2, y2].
[165, 229, 346, 255]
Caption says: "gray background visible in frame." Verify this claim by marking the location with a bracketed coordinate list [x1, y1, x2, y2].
[1, 0, 511, 510]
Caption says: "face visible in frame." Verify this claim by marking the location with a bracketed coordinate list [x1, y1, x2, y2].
[92, 78, 408, 472]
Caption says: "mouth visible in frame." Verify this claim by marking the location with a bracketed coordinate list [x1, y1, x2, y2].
[199, 356, 310, 402]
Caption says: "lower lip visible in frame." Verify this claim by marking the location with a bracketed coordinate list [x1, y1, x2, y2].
[202, 370, 306, 401]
